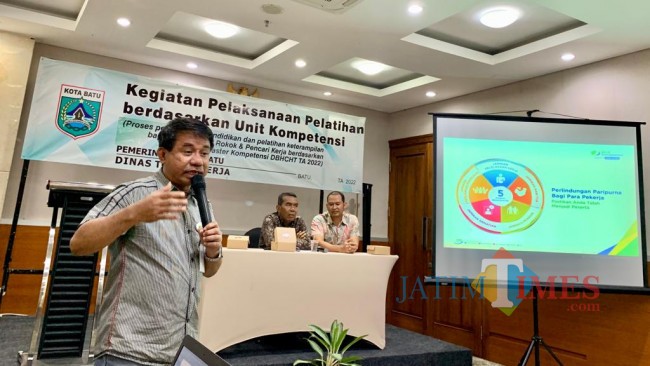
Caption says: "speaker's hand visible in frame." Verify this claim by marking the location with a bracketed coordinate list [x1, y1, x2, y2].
[199, 221, 223, 258]
[133, 182, 187, 222]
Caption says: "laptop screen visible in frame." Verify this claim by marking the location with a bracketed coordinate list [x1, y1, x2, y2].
[174, 346, 210, 366]
[172, 335, 230, 366]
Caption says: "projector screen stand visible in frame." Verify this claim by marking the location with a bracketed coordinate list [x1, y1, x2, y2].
[518, 287, 564, 366]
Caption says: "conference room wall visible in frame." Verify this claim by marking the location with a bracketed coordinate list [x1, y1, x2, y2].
[0, 43, 391, 240]
[387, 47, 650, 259]
[0, 33, 34, 223]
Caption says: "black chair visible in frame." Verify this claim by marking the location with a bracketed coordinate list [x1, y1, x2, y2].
[244, 227, 261, 248]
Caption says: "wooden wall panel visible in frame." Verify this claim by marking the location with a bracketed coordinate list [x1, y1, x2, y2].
[428, 285, 482, 354]
[482, 279, 650, 366]
[484, 334, 589, 366]
[0, 224, 51, 270]
[0, 224, 52, 314]
[485, 297, 589, 365]
[0, 275, 42, 314]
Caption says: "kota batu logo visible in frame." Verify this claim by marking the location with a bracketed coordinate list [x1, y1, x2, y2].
[396, 248, 600, 315]
[56, 84, 105, 139]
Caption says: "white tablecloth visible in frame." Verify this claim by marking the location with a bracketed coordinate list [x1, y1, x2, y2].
[198, 248, 398, 352]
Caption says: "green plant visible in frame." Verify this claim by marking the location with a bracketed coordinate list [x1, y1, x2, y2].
[293, 320, 367, 366]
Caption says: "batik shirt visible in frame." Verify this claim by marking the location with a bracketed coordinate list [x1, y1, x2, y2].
[310, 212, 360, 247]
[259, 212, 311, 250]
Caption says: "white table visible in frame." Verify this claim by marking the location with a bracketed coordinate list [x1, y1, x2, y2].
[197, 248, 398, 352]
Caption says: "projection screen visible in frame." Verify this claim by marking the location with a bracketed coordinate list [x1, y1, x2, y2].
[433, 113, 648, 289]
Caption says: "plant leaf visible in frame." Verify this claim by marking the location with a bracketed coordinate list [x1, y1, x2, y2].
[330, 320, 341, 348]
[310, 334, 330, 351]
[296, 320, 365, 366]
[330, 320, 338, 334]
[307, 338, 324, 358]
[329, 320, 345, 352]
[340, 355, 362, 363]
[293, 360, 318, 365]
[340, 334, 368, 354]
[332, 327, 349, 352]
[310, 324, 332, 348]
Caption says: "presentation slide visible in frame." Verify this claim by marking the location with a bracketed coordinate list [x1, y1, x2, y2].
[444, 138, 638, 257]
[434, 114, 647, 288]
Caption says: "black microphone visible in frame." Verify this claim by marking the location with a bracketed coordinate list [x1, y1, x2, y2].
[190, 174, 211, 227]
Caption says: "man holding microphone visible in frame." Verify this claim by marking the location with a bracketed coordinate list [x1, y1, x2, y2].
[71, 117, 222, 366]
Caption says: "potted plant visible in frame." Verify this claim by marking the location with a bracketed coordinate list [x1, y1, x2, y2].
[294, 320, 367, 366]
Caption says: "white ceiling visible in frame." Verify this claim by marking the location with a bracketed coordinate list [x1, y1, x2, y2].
[2, 0, 650, 113]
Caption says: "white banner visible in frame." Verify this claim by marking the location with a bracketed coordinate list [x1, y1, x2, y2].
[22, 58, 366, 192]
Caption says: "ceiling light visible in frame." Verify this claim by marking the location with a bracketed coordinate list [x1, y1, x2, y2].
[426, 91, 436, 98]
[205, 21, 240, 39]
[561, 53, 575, 61]
[116, 17, 131, 27]
[408, 4, 423, 15]
[186, 62, 198, 69]
[295, 59, 306, 68]
[352, 60, 389, 76]
[479, 7, 520, 28]
[323, 91, 332, 96]
[262, 4, 283, 14]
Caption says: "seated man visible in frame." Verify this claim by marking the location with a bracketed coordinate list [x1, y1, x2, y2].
[311, 191, 359, 254]
[260, 192, 311, 250]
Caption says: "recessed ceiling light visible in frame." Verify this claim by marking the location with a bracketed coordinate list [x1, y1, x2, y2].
[262, 4, 283, 14]
[426, 91, 436, 98]
[116, 17, 131, 27]
[295, 59, 306, 68]
[408, 4, 423, 15]
[479, 7, 520, 28]
[561, 53, 575, 61]
[352, 60, 389, 76]
[186, 62, 198, 69]
[205, 21, 240, 39]
[323, 91, 332, 96]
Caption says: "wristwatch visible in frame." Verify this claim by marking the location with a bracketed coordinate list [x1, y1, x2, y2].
[204, 248, 222, 262]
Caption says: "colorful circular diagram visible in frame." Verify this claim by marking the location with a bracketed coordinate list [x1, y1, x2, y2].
[456, 159, 544, 234]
